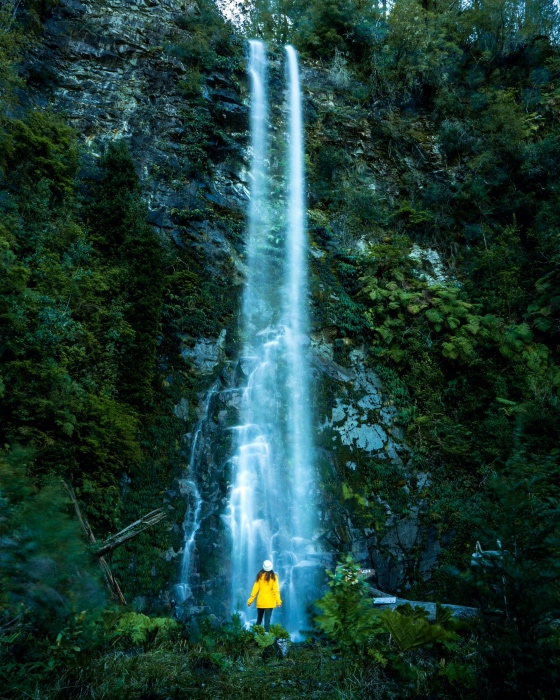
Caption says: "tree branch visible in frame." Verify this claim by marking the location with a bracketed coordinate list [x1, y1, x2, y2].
[63, 481, 127, 605]
[94, 509, 167, 558]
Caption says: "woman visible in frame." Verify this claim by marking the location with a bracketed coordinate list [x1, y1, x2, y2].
[247, 559, 282, 631]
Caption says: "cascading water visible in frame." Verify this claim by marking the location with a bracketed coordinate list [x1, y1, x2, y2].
[227, 41, 316, 638]
[282, 44, 315, 633]
[176, 382, 219, 605]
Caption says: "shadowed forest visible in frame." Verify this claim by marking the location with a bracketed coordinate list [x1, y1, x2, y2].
[1, 0, 560, 697]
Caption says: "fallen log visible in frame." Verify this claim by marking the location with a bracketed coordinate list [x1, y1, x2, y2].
[369, 587, 478, 621]
[94, 509, 167, 558]
[64, 481, 127, 604]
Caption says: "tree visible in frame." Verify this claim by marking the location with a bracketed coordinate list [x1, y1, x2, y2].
[463, 447, 560, 697]
[87, 141, 165, 409]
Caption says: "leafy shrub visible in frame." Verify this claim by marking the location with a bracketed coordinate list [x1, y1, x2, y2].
[253, 627, 275, 649]
[455, 449, 560, 697]
[1, 111, 79, 199]
[253, 621, 290, 651]
[87, 140, 164, 408]
[269, 623, 290, 639]
[0, 446, 105, 695]
[169, 0, 242, 70]
[203, 614, 254, 658]
[315, 555, 382, 653]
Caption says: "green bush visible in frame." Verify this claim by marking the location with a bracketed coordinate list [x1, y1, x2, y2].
[315, 555, 383, 653]
[457, 449, 560, 696]
[111, 612, 180, 651]
[0, 447, 105, 694]
[1, 111, 79, 199]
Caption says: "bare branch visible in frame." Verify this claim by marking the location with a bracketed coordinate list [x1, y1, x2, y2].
[94, 509, 167, 558]
[63, 481, 127, 605]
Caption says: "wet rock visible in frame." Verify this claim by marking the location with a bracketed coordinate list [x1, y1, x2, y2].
[29, 0, 249, 257]
[419, 526, 442, 577]
[58, 0, 88, 17]
[174, 398, 190, 421]
[181, 330, 227, 375]
[274, 638, 289, 659]
[316, 346, 405, 462]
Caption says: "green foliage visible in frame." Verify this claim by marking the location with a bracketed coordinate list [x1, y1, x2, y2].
[378, 606, 450, 652]
[1, 111, 79, 199]
[87, 140, 165, 409]
[204, 614, 254, 658]
[170, 0, 242, 70]
[314, 558, 455, 656]
[0, 446, 103, 621]
[0, 447, 105, 695]
[361, 235, 560, 460]
[297, 0, 366, 59]
[0, 133, 145, 530]
[253, 621, 290, 649]
[315, 555, 383, 653]
[112, 612, 179, 650]
[454, 448, 560, 696]
[371, 0, 461, 102]
[270, 622, 291, 639]
[253, 628, 276, 649]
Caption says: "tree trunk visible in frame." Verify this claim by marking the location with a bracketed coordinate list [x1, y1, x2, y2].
[64, 481, 127, 605]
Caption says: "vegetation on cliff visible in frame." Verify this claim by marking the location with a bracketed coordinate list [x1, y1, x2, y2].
[1, 0, 560, 697]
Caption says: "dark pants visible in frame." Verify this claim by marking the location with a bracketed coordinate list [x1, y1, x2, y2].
[256, 608, 273, 631]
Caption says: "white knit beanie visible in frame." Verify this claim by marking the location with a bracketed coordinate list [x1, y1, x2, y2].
[263, 560, 273, 571]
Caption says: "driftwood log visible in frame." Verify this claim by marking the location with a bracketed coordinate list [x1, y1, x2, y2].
[64, 482, 166, 605]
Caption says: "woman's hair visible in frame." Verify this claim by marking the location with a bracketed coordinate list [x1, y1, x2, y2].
[256, 568, 276, 582]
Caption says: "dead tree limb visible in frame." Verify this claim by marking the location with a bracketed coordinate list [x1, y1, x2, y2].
[64, 481, 127, 605]
[94, 509, 167, 558]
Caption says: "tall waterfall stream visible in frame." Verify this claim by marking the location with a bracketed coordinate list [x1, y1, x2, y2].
[176, 41, 319, 637]
[227, 41, 317, 637]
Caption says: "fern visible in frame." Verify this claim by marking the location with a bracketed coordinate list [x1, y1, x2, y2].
[395, 603, 429, 620]
[435, 603, 455, 630]
[380, 609, 449, 652]
[113, 612, 179, 650]
[315, 555, 384, 653]
[269, 623, 290, 640]
[254, 630, 275, 649]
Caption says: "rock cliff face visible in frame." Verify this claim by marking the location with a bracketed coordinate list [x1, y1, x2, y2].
[30, 0, 442, 613]
[30, 0, 249, 247]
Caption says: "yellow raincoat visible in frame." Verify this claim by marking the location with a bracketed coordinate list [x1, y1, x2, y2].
[247, 573, 282, 608]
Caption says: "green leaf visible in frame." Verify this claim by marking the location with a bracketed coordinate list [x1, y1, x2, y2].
[380, 609, 449, 652]
[254, 632, 275, 648]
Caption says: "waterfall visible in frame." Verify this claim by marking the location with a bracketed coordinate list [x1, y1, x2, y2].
[282, 44, 315, 634]
[176, 382, 219, 605]
[243, 39, 273, 331]
[227, 41, 316, 638]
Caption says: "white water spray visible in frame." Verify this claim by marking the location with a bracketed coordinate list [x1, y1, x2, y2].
[227, 42, 316, 637]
